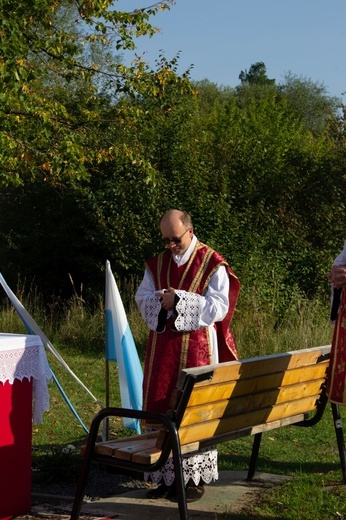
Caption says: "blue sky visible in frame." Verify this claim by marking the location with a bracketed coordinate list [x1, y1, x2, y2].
[117, 0, 346, 100]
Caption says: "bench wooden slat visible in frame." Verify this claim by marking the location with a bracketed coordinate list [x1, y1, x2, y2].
[132, 447, 166, 464]
[186, 362, 328, 406]
[178, 394, 321, 445]
[94, 430, 158, 449]
[180, 346, 330, 388]
[198, 412, 309, 447]
[96, 437, 159, 459]
[181, 379, 325, 426]
[121, 412, 313, 466]
[127, 442, 208, 465]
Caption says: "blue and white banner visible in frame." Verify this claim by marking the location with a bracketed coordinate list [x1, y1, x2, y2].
[105, 261, 143, 433]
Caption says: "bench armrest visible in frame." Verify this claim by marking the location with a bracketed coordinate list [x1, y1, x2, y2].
[82, 406, 180, 474]
[89, 406, 172, 432]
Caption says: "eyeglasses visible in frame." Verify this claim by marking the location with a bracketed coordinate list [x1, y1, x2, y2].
[162, 228, 190, 245]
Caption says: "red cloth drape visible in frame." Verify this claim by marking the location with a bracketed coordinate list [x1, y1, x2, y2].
[327, 288, 346, 404]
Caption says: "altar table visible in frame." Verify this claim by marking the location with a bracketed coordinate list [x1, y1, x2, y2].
[0, 333, 51, 519]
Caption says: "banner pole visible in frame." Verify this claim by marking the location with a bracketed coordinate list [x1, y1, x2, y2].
[105, 359, 110, 440]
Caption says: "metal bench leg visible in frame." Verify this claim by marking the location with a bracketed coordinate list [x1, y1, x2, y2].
[247, 432, 262, 481]
[70, 448, 94, 520]
[70, 418, 101, 520]
[331, 403, 346, 483]
[170, 428, 188, 519]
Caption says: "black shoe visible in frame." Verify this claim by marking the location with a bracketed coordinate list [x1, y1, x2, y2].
[185, 484, 205, 502]
[146, 483, 175, 499]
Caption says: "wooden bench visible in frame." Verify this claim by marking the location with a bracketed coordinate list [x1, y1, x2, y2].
[70, 344, 346, 520]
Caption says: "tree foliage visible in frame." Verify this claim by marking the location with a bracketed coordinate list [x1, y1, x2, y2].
[279, 72, 342, 134]
[239, 61, 275, 86]
[0, 0, 185, 186]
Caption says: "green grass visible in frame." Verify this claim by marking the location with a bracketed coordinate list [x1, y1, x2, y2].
[217, 407, 346, 519]
[1, 282, 344, 518]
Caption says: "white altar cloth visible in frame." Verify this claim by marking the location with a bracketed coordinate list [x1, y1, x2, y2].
[0, 333, 52, 423]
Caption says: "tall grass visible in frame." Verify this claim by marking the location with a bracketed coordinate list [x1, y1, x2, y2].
[233, 288, 332, 359]
[0, 280, 50, 335]
[0, 275, 333, 359]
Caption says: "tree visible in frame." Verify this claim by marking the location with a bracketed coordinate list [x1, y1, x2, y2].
[279, 72, 342, 134]
[238, 62, 275, 86]
[0, 0, 182, 187]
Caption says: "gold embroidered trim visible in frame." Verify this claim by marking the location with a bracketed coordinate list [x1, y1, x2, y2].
[143, 332, 158, 410]
[179, 332, 190, 370]
[203, 261, 228, 293]
[156, 253, 163, 289]
[155, 251, 172, 289]
[191, 247, 214, 293]
[206, 326, 212, 363]
[185, 242, 216, 293]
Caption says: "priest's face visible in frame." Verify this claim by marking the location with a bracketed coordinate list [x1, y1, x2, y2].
[160, 215, 193, 255]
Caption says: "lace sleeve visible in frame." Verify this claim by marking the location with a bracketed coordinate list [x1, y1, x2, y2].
[144, 296, 163, 331]
[173, 290, 204, 331]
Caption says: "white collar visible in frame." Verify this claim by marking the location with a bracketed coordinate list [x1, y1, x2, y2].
[172, 235, 197, 267]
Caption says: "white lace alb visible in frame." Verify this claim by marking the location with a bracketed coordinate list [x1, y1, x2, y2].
[0, 333, 52, 424]
[145, 448, 218, 486]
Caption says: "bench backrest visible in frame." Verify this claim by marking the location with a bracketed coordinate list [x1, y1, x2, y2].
[166, 345, 331, 450]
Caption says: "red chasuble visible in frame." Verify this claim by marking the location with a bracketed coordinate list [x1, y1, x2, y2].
[142, 241, 240, 415]
[327, 288, 346, 404]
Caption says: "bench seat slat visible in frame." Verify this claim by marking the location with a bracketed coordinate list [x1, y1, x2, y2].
[95, 411, 312, 466]
[96, 437, 159, 459]
[95, 430, 158, 448]
[131, 447, 164, 464]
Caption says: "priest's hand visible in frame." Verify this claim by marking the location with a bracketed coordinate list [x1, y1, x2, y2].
[156, 287, 176, 310]
[328, 265, 346, 288]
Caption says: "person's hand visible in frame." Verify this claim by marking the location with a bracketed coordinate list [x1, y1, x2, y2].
[328, 265, 346, 288]
[156, 287, 176, 310]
